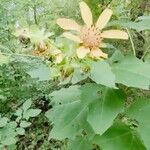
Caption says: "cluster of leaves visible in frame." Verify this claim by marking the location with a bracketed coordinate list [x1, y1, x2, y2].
[45, 54, 150, 150]
[0, 0, 150, 149]
[0, 99, 41, 149]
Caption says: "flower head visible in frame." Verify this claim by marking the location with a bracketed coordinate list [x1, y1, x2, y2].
[57, 1, 128, 59]
[15, 27, 63, 64]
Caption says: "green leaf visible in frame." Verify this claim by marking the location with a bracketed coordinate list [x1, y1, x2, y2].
[67, 136, 93, 150]
[24, 109, 41, 119]
[23, 99, 32, 111]
[20, 121, 31, 128]
[90, 61, 116, 88]
[6, 144, 16, 150]
[46, 84, 101, 140]
[0, 122, 17, 146]
[109, 18, 150, 31]
[109, 50, 124, 64]
[94, 122, 146, 150]
[16, 127, 25, 135]
[49, 85, 81, 106]
[112, 56, 150, 90]
[71, 68, 89, 84]
[1, 137, 17, 146]
[0, 117, 8, 127]
[15, 108, 23, 117]
[80, 83, 102, 106]
[126, 99, 150, 150]
[46, 96, 87, 140]
[27, 64, 51, 81]
[87, 88, 125, 135]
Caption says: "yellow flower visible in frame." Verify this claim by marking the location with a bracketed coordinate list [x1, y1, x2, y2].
[56, 1, 129, 59]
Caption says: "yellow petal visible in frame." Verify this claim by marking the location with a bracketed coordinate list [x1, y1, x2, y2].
[76, 46, 90, 59]
[56, 18, 81, 31]
[90, 49, 108, 58]
[101, 30, 129, 39]
[96, 8, 113, 30]
[79, 1, 93, 27]
[63, 32, 82, 43]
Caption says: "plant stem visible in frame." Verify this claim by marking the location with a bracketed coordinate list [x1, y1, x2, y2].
[33, 5, 38, 25]
[126, 28, 136, 56]
[141, 45, 150, 60]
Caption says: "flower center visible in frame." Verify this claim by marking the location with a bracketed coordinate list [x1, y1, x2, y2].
[80, 26, 102, 49]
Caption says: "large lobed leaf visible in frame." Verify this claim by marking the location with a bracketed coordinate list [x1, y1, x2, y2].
[94, 122, 146, 150]
[67, 136, 93, 150]
[112, 56, 150, 90]
[109, 16, 150, 31]
[45, 84, 101, 140]
[90, 55, 150, 90]
[27, 64, 51, 81]
[46, 83, 125, 140]
[87, 88, 125, 135]
[90, 61, 116, 88]
[126, 99, 150, 150]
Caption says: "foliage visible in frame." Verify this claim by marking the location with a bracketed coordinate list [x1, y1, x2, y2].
[0, 99, 41, 149]
[0, 0, 150, 149]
